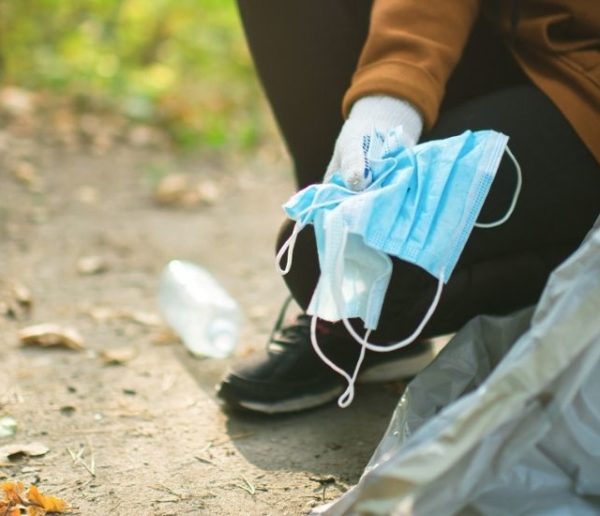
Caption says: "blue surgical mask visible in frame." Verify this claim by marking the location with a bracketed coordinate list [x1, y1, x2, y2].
[278, 129, 522, 407]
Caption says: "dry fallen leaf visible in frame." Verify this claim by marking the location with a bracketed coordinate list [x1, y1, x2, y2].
[153, 174, 188, 206]
[0, 482, 69, 515]
[84, 305, 119, 323]
[1, 481, 25, 504]
[99, 347, 137, 365]
[123, 310, 162, 327]
[0, 443, 49, 464]
[0, 282, 33, 321]
[151, 327, 180, 346]
[26, 485, 69, 514]
[0, 501, 18, 516]
[153, 174, 219, 208]
[12, 161, 40, 190]
[18, 324, 85, 350]
[12, 282, 33, 311]
[83, 305, 163, 328]
[76, 255, 108, 275]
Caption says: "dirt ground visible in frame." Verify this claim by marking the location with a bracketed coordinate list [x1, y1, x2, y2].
[0, 103, 409, 515]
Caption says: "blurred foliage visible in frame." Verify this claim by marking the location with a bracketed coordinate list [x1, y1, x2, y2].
[0, 0, 271, 150]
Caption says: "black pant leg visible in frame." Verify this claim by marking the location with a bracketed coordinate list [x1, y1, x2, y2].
[237, 0, 372, 188]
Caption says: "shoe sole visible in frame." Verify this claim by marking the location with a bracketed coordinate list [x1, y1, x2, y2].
[228, 346, 436, 415]
[357, 345, 436, 383]
[236, 385, 345, 414]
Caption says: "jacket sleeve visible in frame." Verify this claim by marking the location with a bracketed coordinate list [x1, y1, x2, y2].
[343, 0, 481, 129]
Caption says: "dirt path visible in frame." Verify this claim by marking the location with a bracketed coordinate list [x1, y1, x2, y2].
[0, 132, 405, 514]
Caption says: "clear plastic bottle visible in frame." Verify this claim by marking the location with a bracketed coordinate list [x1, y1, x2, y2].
[158, 260, 242, 358]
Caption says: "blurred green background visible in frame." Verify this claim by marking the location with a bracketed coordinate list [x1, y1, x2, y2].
[0, 0, 271, 151]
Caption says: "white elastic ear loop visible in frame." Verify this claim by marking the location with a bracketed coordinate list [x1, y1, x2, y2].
[275, 221, 302, 275]
[310, 315, 370, 408]
[310, 271, 444, 406]
[475, 145, 522, 229]
[343, 273, 444, 353]
[309, 226, 370, 408]
[276, 197, 349, 275]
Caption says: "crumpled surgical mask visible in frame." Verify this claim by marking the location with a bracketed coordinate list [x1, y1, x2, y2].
[277, 128, 522, 407]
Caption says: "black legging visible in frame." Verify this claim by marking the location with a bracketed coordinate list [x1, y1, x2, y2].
[238, 0, 600, 343]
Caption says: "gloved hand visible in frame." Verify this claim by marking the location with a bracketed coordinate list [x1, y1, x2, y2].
[325, 95, 423, 191]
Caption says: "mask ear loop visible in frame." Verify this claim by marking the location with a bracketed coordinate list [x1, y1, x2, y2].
[276, 197, 348, 276]
[343, 272, 444, 353]
[475, 145, 522, 229]
[312, 274, 443, 408]
[275, 221, 302, 275]
[310, 315, 371, 408]
[308, 226, 371, 408]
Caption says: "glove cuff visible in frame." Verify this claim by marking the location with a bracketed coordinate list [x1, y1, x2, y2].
[348, 95, 423, 147]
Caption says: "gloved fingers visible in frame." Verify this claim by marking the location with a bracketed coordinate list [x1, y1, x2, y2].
[339, 134, 370, 191]
[324, 117, 375, 191]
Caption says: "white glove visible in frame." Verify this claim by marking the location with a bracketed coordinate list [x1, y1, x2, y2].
[325, 95, 423, 191]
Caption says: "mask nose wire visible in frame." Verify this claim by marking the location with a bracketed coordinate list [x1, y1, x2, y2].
[475, 145, 522, 229]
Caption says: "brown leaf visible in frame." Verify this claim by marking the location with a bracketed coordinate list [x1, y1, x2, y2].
[153, 174, 218, 208]
[1, 504, 21, 516]
[76, 256, 108, 275]
[153, 174, 188, 206]
[83, 306, 162, 328]
[122, 310, 162, 327]
[0, 443, 49, 463]
[12, 282, 33, 311]
[18, 324, 84, 350]
[84, 305, 119, 323]
[26, 485, 69, 513]
[99, 347, 137, 365]
[1, 481, 25, 504]
[151, 327, 180, 346]
[12, 161, 40, 189]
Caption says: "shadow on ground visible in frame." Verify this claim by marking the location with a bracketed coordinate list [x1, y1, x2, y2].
[176, 344, 404, 481]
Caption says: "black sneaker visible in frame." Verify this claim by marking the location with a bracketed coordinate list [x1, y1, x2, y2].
[217, 299, 435, 414]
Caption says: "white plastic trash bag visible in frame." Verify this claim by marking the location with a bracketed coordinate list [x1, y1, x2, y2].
[315, 217, 600, 515]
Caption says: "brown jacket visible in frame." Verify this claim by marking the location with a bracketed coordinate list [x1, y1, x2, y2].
[343, 0, 600, 165]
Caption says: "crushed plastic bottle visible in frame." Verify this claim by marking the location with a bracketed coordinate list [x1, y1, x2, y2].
[158, 260, 242, 358]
